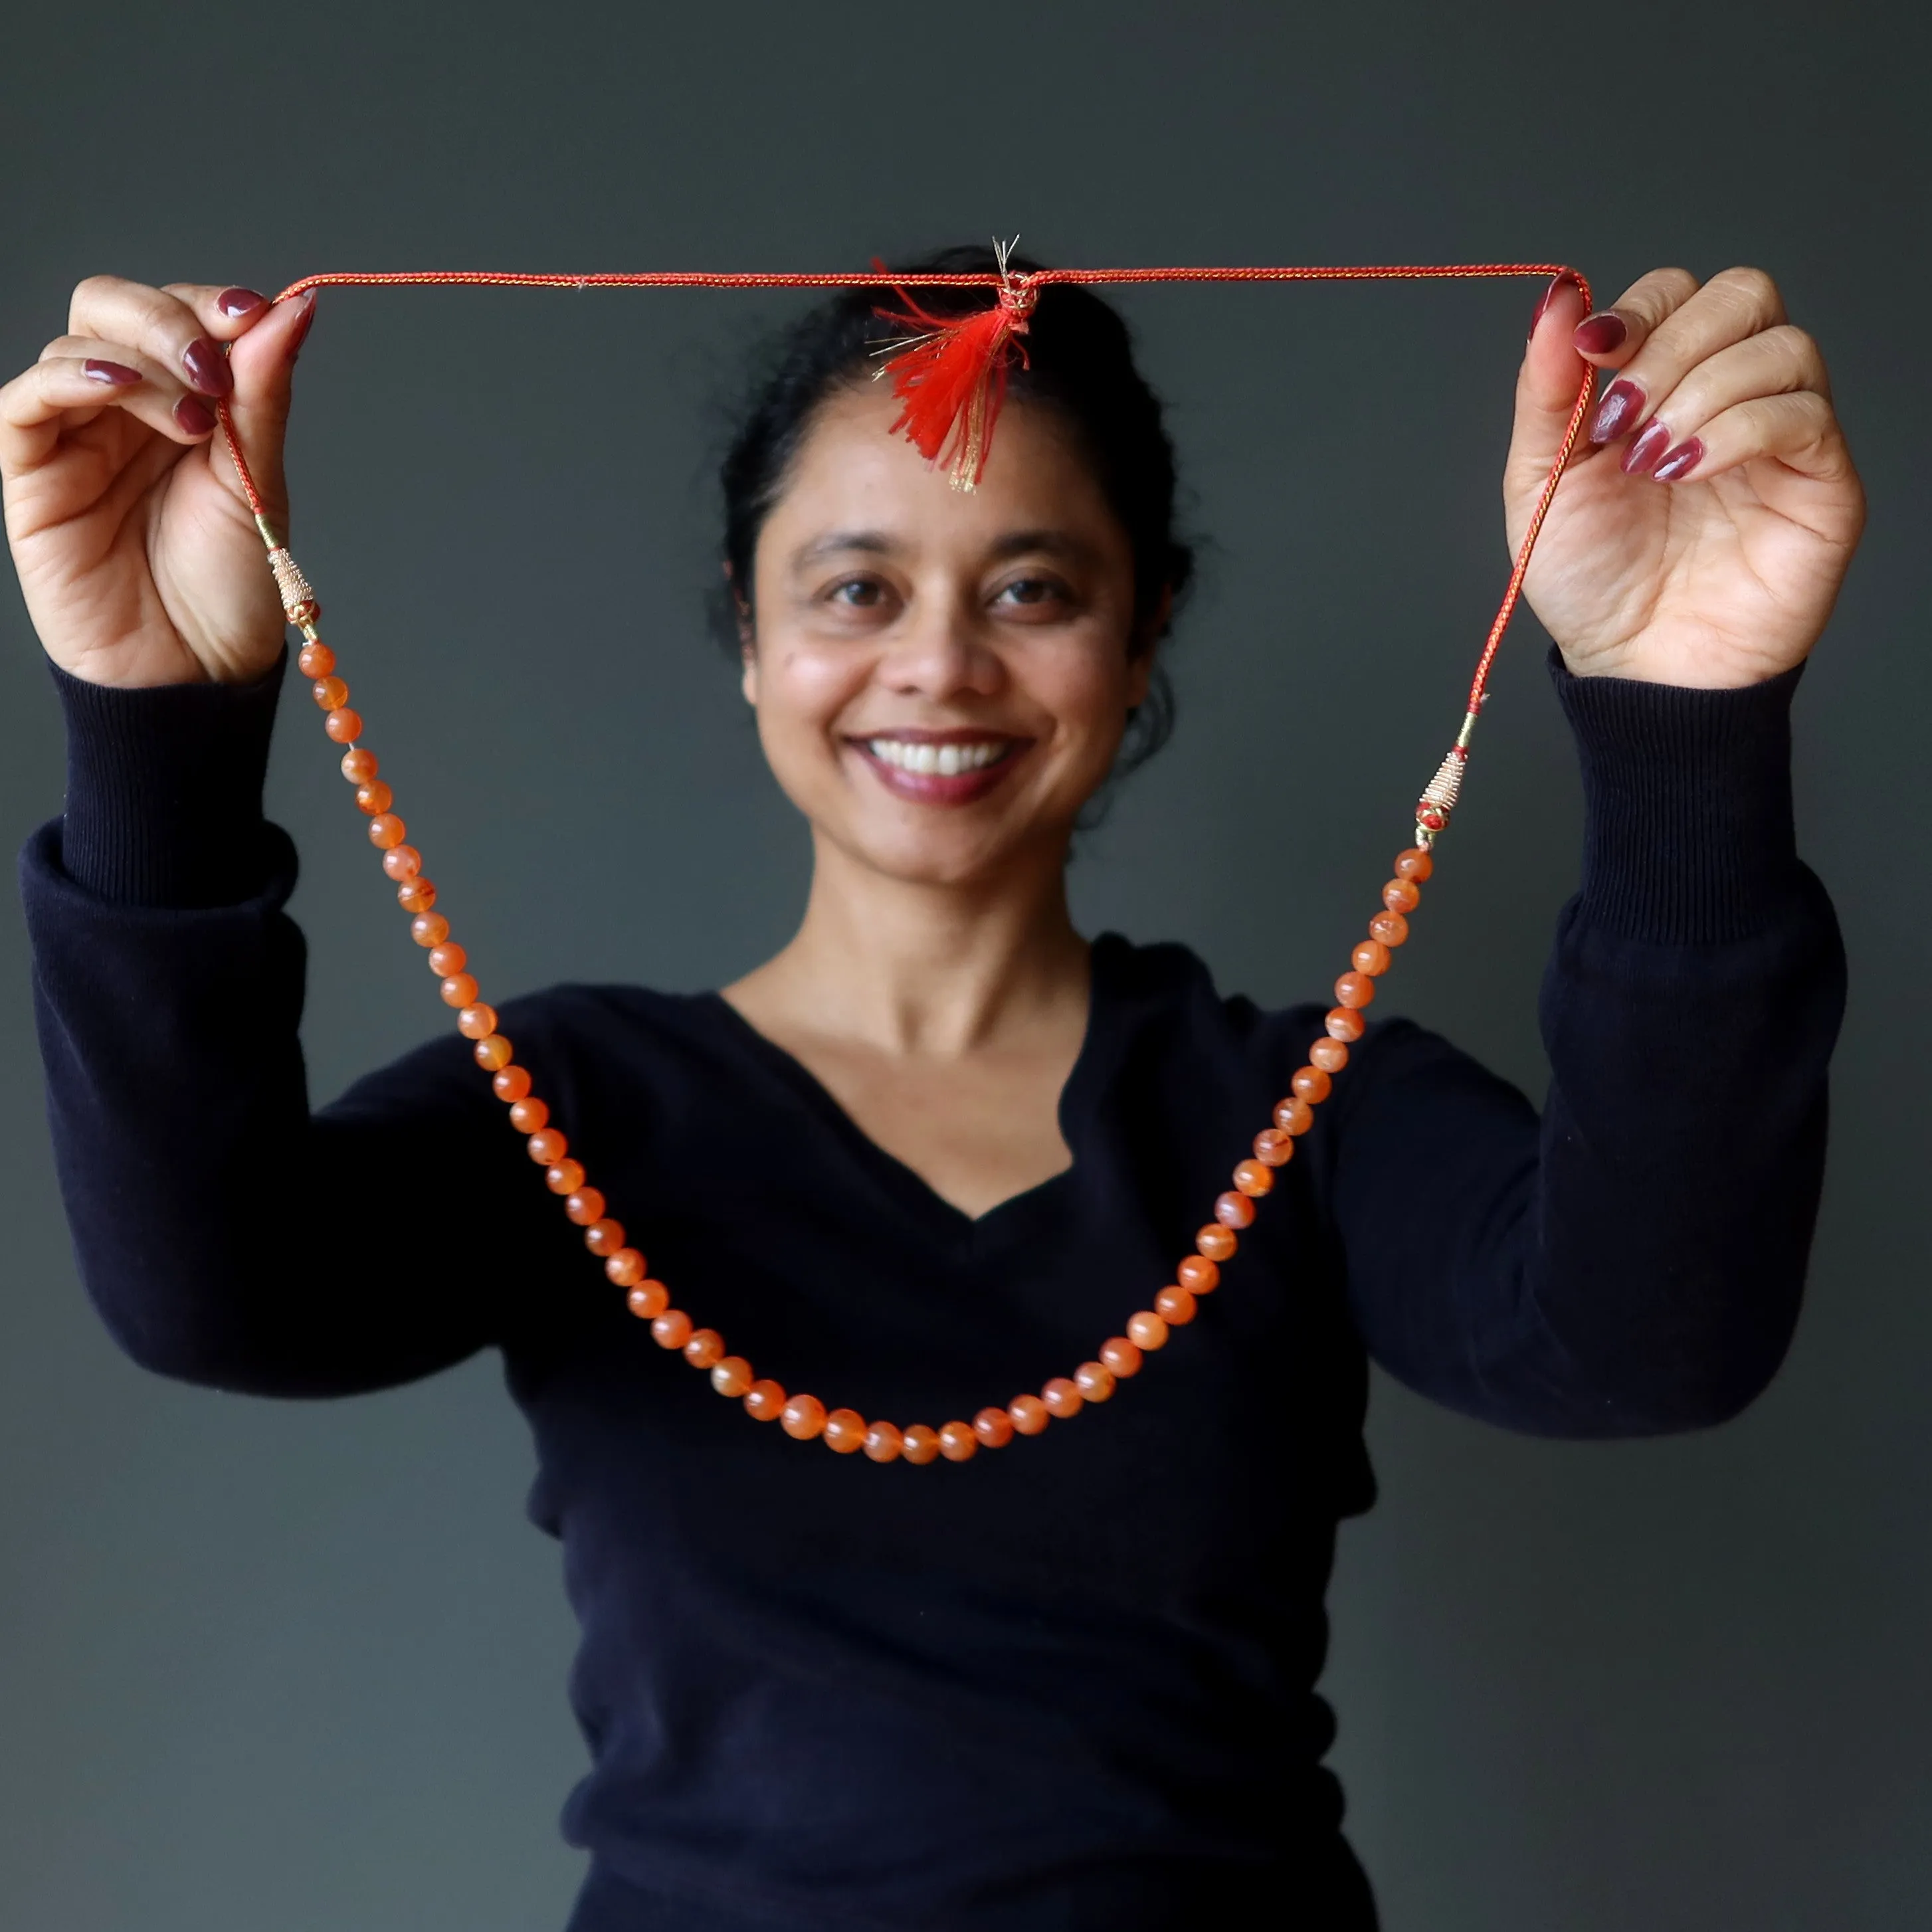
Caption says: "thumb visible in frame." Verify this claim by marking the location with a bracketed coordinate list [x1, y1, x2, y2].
[220, 290, 314, 531]
[1504, 274, 1600, 545]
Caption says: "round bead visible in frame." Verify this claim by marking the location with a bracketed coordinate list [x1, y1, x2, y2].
[781, 1393, 827, 1440]
[743, 1379, 786, 1421]
[1127, 1310, 1169, 1351]
[1274, 1096, 1314, 1135]
[324, 707, 363, 743]
[312, 675, 348, 710]
[862, 1420, 904, 1462]
[509, 1098, 548, 1133]
[457, 1003, 498, 1040]
[682, 1328, 724, 1371]
[1382, 876, 1421, 914]
[440, 973, 480, 1008]
[382, 844, 422, 882]
[1309, 1038, 1349, 1074]
[564, 1189, 607, 1226]
[605, 1248, 646, 1287]
[651, 1309, 694, 1351]
[825, 1409, 868, 1454]
[1325, 1006, 1366, 1043]
[1352, 939, 1391, 977]
[492, 1065, 531, 1103]
[1074, 1361, 1116, 1402]
[1253, 1127, 1296, 1167]
[339, 749, 379, 784]
[1099, 1336, 1143, 1378]
[366, 813, 406, 850]
[973, 1406, 1015, 1448]
[1155, 1283, 1198, 1325]
[411, 913, 450, 947]
[1214, 1191, 1254, 1230]
[545, 1160, 585, 1195]
[397, 878, 438, 914]
[1369, 910, 1410, 947]
[1177, 1254, 1220, 1295]
[427, 942, 466, 976]
[1008, 1394, 1050, 1436]
[937, 1420, 978, 1462]
[1395, 846, 1434, 881]
[584, 1220, 625, 1257]
[901, 1424, 941, 1465]
[1292, 1065, 1333, 1104]
[1233, 1158, 1274, 1197]
[627, 1280, 669, 1319]
[1197, 1222, 1238, 1260]
[473, 1034, 513, 1072]
[526, 1129, 567, 1165]
[1334, 971, 1376, 1009]
[354, 781, 393, 816]
[298, 641, 336, 678]
[711, 1356, 753, 1398]
[1042, 1377, 1084, 1419]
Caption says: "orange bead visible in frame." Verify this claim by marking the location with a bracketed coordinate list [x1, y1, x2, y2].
[1127, 1310, 1169, 1351]
[1008, 1394, 1050, 1435]
[312, 676, 348, 710]
[509, 1097, 549, 1133]
[682, 1327, 724, 1370]
[651, 1309, 694, 1351]
[367, 813, 407, 850]
[743, 1379, 786, 1421]
[584, 1219, 625, 1257]
[1154, 1283, 1198, 1325]
[710, 1355, 753, 1398]
[493, 1065, 531, 1103]
[1042, 1377, 1084, 1419]
[605, 1247, 646, 1287]
[383, 844, 422, 881]
[1177, 1254, 1220, 1295]
[1214, 1191, 1254, 1230]
[564, 1188, 607, 1226]
[1233, 1158, 1274, 1197]
[397, 878, 437, 914]
[457, 1003, 498, 1040]
[1309, 1038, 1349, 1074]
[1099, 1336, 1143, 1378]
[781, 1393, 826, 1440]
[1074, 1360, 1116, 1402]
[298, 641, 335, 678]
[1395, 846, 1434, 881]
[1274, 1096, 1314, 1135]
[355, 781, 393, 816]
[1369, 910, 1409, 947]
[937, 1420, 978, 1461]
[526, 1129, 567, 1165]
[324, 707, 363, 743]
[340, 748, 379, 785]
[1334, 971, 1375, 1009]
[545, 1160, 585, 1195]
[1325, 1006, 1365, 1042]
[427, 941, 466, 976]
[1382, 876, 1420, 914]
[411, 912, 450, 948]
[473, 1034, 513, 1072]
[1198, 1222, 1238, 1260]
[862, 1419, 904, 1462]
[440, 972, 479, 1008]
[627, 1280, 670, 1320]
[973, 1405, 1015, 1448]
[1253, 1127, 1296, 1167]
[825, 1408, 868, 1454]
[1292, 1065, 1332, 1104]
[901, 1424, 941, 1464]
[1352, 939, 1391, 977]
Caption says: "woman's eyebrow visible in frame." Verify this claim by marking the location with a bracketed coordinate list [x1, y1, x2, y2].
[987, 530, 1091, 563]
[793, 530, 896, 567]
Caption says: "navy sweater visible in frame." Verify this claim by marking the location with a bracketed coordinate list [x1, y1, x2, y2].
[18, 648, 1844, 1930]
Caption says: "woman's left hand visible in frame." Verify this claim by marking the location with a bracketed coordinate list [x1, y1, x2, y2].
[1505, 266, 1865, 688]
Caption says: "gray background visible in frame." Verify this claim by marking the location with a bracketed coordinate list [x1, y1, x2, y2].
[2, 3, 1925, 1927]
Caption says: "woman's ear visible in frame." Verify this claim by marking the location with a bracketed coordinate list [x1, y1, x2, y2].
[1124, 585, 1173, 708]
[724, 561, 757, 703]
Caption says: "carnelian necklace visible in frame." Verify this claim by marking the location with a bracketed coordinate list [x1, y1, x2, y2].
[214, 256, 1594, 1465]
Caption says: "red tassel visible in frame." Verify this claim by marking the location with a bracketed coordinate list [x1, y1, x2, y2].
[874, 273, 1036, 490]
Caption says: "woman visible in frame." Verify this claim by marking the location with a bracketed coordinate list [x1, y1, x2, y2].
[4, 246, 1858, 1928]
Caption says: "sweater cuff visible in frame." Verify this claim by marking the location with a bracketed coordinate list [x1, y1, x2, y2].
[1549, 646, 1806, 945]
[49, 649, 288, 908]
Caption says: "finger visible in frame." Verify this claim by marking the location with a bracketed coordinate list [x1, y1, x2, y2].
[1569, 265, 1701, 367]
[1586, 266, 1787, 448]
[1642, 389, 1855, 491]
[215, 290, 315, 525]
[1614, 326, 1830, 478]
[1504, 275, 1602, 528]
[158, 280, 276, 343]
[67, 274, 240, 405]
[1, 355, 217, 474]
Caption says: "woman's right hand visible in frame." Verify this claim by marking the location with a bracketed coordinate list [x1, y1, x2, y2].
[2, 278, 314, 688]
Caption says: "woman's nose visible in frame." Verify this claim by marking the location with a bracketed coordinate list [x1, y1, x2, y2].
[878, 599, 1003, 698]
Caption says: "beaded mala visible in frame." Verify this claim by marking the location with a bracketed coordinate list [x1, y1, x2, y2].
[214, 257, 1595, 1466]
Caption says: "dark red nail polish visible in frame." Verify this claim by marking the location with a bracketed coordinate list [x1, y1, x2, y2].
[1620, 420, 1672, 478]
[1527, 273, 1574, 341]
[181, 336, 233, 396]
[1573, 311, 1628, 356]
[83, 359, 142, 387]
[173, 395, 217, 436]
[287, 292, 318, 359]
[216, 286, 268, 318]
[1588, 378, 1645, 444]
[1652, 437, 1705, 483]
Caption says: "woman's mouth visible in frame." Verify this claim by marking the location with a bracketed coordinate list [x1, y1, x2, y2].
[848, 731, 1030, 805]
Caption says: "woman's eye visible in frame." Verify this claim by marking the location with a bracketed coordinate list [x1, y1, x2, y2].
[830, 578, 886, 607]
[996, 577, 1068, 609]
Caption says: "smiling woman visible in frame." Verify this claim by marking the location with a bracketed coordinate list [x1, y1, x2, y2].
[4, 241, 1858, 1930]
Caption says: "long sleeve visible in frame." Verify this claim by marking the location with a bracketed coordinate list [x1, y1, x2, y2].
[1325, 649, 1847, 1438]
[18, 652, 556, 1398]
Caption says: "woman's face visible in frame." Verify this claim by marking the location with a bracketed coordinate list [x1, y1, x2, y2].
[743, 381, 1153, 889]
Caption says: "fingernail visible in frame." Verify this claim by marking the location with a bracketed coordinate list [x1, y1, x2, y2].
[174, 395, 218, 436]
[1652, 437, 1705, 483]
[1527, 273, 1573, 341]
[83, 359, 143, 387]
[216, 286, 268, 318]
[181, 336, 233, 397]
[287, 291, 318, 360]
[1588, 377, 1644, 444]
[1573, 311, 1628, 356]
[1620, 419, 1672, 478]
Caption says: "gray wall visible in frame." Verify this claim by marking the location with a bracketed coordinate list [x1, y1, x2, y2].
[2, 3, 1925, 1926]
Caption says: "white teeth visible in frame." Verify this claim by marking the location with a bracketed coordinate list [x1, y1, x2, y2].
[865, 738, 1011, 775]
